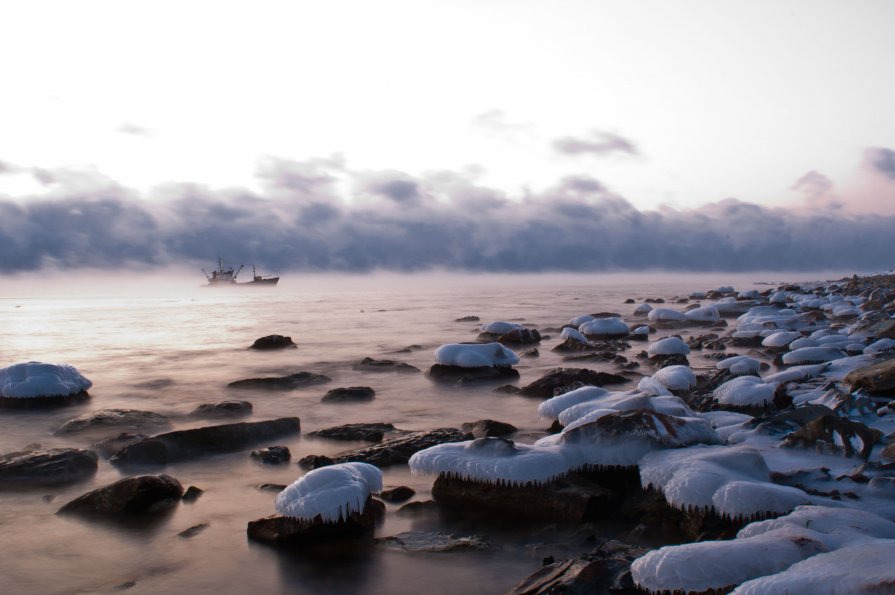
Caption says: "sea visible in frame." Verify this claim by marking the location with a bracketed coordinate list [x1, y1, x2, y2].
[0, 271, 851, 594]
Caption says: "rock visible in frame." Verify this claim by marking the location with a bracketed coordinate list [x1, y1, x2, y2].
[182, 486, 204, 502]
[298, 454, 335, 470]
[55, 409, 171, 435]
[460, 419, 518, 438]
[844, 357, 895, 394]
[0, 391, 90, 409]
[188, 400, 253, 419]
[246, 496, 385, 545]
[426, 364, 520, 384]
[378, 531, 489, 552]
[178, 523, 209, 538]
[251, 446, 291, 464]
[496, 328, 542, 345]
[109, 417, 301, 467]
[432, 474, 618, 522]
[493, 385, 522, 394]
[518, 368, 628, 398]
[321, 386, 376, 403]
[379, 486, 415, 503]
[455, 315, 480, 322]
[783, 415, 883, 459]
[648, 353, 690, 369]
[306, 428, 470, 469]
[227, 372, 331, 390]
[507, 540, 650, 595]
[624, 299, 636, 304]
[249, 335, 296, 350]
[520, 348, 540, 358]
[396, 500, 439, 516]
[0, 448, 97, 487]
[58, 474, 183, 515]
[747, 404, 837, 435]
[256, 483, 287, 493]
[91, 433, 148, 459]
[308, 423, 396, 442]
[352, 358, 421, 374]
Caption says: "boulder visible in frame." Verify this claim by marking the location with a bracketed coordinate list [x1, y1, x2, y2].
[227, 372, 331, 390]
[0, 447, 97, 487]
[246, 496, 385, 545]
[426, 364, 520, 384]
[249, 335, 296, 350]
[250, 446, 291, 464]
[303, 428, 470, 469]
[518, 368, 628, 398]
[308, 423, 396, 442]
[321, 386, 376, 403]
[496, 328, 542, 345]
[188, 400, 253, 419]
[58, 474, 183, 515]
[352, 358, 420, 374]
[379, 486, 415, 503]
[91, 432, 148, 459]
[460, 419, 518, 438]
[55, 409, 171, 435]
[182, 486, 204, 502]
[844, 357, 895, 394]
[110, 417, 301, 467]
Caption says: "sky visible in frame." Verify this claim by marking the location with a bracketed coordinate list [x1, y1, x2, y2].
[2, 0, 895, 273]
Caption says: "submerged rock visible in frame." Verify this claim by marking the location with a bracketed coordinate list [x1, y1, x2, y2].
[321, 386, 376, 403]
[188, 400, 253, 419]
[249, 335, 296, 350]
[58, 474, 183, 515]
[91, 432, 147, 459]
[305, 428, 470, 469]
[109, 418, 301, 467]
[352, 358, 421, 374]
[377, 531, 489, 553]
[247, 497, 385, 545]
[519, 368, 628, 398]
[227, 372, 331, 390]
[308, 423, 396, 442]
[0, 447, 97, 487]
[55, 409, 171, 435]
[379, 486, 415, 503]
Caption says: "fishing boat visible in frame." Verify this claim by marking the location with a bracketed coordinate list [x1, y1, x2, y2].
[201, 260, 279, 287]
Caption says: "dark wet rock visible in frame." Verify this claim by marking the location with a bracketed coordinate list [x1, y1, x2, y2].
[644, 298, 665, 304]
[178, 523, 209, 538]
[298, 454, 335, 470]
[432, 474, 618, 522]
[58, 474, 183, 515]
[378, 531, 489, 552]
[321, 386, 376, 403]
[380, 486, 415, 503]
[396, 500, 438, 516]
[256, 483, 287, 493]
[305, 428, 470, 469]
[352, 357, 421, 374]
[0, 391, 90, 409]
[227, 372, 331, 390]
[249, 335, 296, 350]
[648, 353, 690, 369]
[455, 315, 480, 322]
[251, 446, 292, 464]
[493, 385, 521, 394]
[731, 334, 765, 347]
[551, 338, 595, 352]
[746, 404, 836, 435]
[507, 540, 650, 595]
[426, 364, 520, 384]
[562, 351, 618, 363]
[519, 348, 540, 358]
[189, 400, 253, 419]
[308, 423, 396, 442]
[496, 328, 542, 345]
[844, 357, 895, 394]
[783, 415, 883, 459]
[518, 368, 628, 398]
[389, 344, 423, 354]
[624, 298, 635, 304]
[461, 419, 518, 438]
[0, 448, 97, 487]
[182, 486, 204, 502]
[590, 312, 623, 319]
[55, 409, 171, 435]
[110, 417, 301, 467]
[91, 433, 148, 459]
[246, 496, 385, 545]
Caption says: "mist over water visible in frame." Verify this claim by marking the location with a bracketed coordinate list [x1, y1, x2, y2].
[0, 271, 855, 594]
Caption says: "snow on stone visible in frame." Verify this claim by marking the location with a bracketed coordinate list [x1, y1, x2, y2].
[700, 410, 753, 429]
[651, 365, 696, 392]
[275, 462, 383, 523]
[559, 327, 588, 344]
[578, 317, 629, 337]
[716, 355, 761, 376]
[479, 321, 523, 335]
[637, 375, 672, 397]
[631, 325, 650, 337]
[689, 291, 706, 299]
[716, 285, 734, 293]
[683, 305, 720, 323]
[769, 290, 789, 304]
[568, 314, 595, 327]
[761, 331, 802, 349]
[647, 308, 686, 322]
[715, 297, 756, 316]
[0, 361, 92, 399]
[714, 376, 779, 408]
[762, 363, 829, 383]
[409, 437, 571, 486]
[781, 346, 847, 365]
[537, 386, 611, 421]
[864, 338, 895, 355]
[737, 290, 761, 300]
[433, 343, 519, 368]
[788, 337, 820, 350]
[633, 303, 653, 316]
[646, 336, 690, 356]
[557, 393, 696, 428]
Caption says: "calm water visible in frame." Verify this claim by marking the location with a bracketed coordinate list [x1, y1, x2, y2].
[0, 272, 816, 594]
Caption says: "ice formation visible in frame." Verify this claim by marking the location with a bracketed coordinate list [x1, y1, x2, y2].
[761, 331, 802, 349]
[633, 303, 653, 316]
[409, 437, 571, 486]
[647, 308, 686, 322]
[651, 365, 696, 392]
[716, 355, 761, 376]
[433, 343, 519, 367]
[537, 386, 611, 421]
[781, 346, 847, 365]
[631, 325, 650, 338]
[0, 361, 93, 399]
[275, 462, 383, 523]
[568, 314, 595, 327]
[864, 338, 895, 355]
[714, 376, 779, 408]
[646, 336, 690, 356]
[559, 327, 588, 344]
[578, 317, 629, 337]
[480, 321, 523, 335]
[683, 305, 720, 323]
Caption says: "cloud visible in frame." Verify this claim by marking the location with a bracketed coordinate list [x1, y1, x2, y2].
[865, 147, 895, 180]
[552, 130, 638, 157]
[790, 170, 843, 211]
[470, 109, 533, 140]
[3, 156, 895, 274]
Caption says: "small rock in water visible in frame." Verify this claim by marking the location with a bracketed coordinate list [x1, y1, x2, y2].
[352, 358, 421, 374]
[455, 316, 480, 322]
[493, 385, 521, 394]
[55, 409, 171, 435]
[308, 422, 396, 442]
[91, 433, 148, 459]
[247, 497, 385, 546]
[321, 386, 376, 403]
[377, 531, 489, 552]
[249, 335, 296, 350]
[518, 368, 628, 398]
[251, 446, 292, 464]
[379, 486, 416, 503]
[178, 523, 209, 538]
[189, 400, 253, 419]
[255, 483, 287, 493]
[519, 348, 540, 358]
[182, 486, 204, 502]
[460, 419, 518, 439]
[58, 474, 183, 515]
[298, 455, 335, 470]
[227, 372, 331, 390]
[0, 447, 98, 487]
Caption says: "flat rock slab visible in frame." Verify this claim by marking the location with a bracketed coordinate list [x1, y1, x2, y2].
[518, 368, 629, 398]
[321, 386, 376, 403]
[308, 423, 397, 442]
[377, 531, 489, 553]
[227, 372, 331, 390]
[189, 400, 253, 419]
[110, 417, 301, 467]
[58, 474, 183, 515]
[845, 357, 895, 393]
[352, 358, 421, 374]
[91, 433, 148, 459]
[303, 428, 470, 469]
[247, 497, 385, 546]
[0, 448, 98, 487]
[55, 409, 172, 435]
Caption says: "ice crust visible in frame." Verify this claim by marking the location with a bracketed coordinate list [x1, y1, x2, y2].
[651, 365, 696, 392]
[0, 361, 92, 399]
[433, 342, 519, 368]
[716, 355, 761, 376]
[714, 376, 779, 407]
[480, 321, 523, 334]
[275, 462, 383, 522]
[684, 305, 720, 323]
[782, 346, 847, 365]
[559, 327, 588, 343]
[578, 317, 629, 336]
[647, 308, 686, 322]
[646, 337, 690, 356]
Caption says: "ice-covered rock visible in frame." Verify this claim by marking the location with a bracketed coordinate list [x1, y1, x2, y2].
[782, 346, 847, 365]
[275, 462, 382, 522]
[578, 317, 629, 338]
[717, 355, 761, 377]
[647, 336, 690, 356]
[647, 308, 686, 323]
[864, 338, 895, 355]
[0, 361, 92, 403]
[761, 331, 802, 349]
[537, 386, 611, 422]
[480, 321, 523, 335]
[559, 327, 588, 344]
[433, 343, 519, 368]
[715, 376, 780, 408]
[568, 314, 595, 327]
[684, 305, 720, 324]
[651, 365, 696, 392]
[633, 303, 653, 316]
